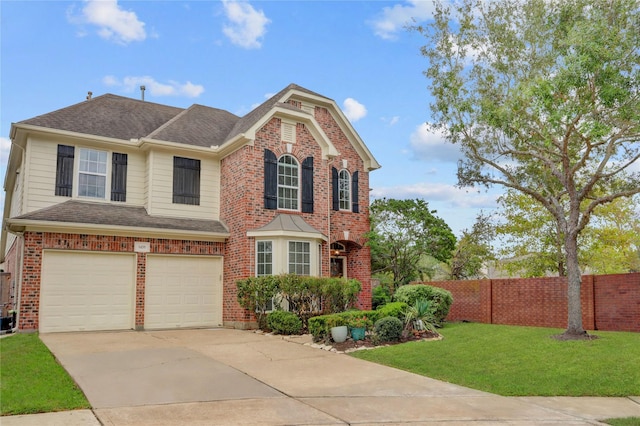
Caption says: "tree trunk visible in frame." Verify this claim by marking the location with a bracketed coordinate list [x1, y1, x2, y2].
[564, 232, 586, 337]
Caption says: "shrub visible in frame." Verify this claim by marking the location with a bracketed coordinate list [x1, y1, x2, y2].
[374, 316, 403, 342]
[372, 285, 391, 309]
[236, 276, 279, 329]
[267, 310, 302, 335]
[393, 284, 453, 325]
[403, 299, 438, 336]
[376, 301, 407, 320]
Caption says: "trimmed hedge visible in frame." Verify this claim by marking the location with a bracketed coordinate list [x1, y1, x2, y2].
[393, 284, 453, 325]
[374, 316, 403, 342]
[267, 311, 302, 335]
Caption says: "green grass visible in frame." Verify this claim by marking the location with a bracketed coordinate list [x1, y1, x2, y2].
[351, 322, 640, 396]
[603, 418, 640, 426]
[0, 333, 90, 415]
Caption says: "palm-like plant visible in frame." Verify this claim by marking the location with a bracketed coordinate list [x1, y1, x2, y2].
[403, 299, 438, 338]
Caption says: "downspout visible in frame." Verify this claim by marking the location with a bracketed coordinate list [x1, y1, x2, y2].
[12, 231, 24, 333]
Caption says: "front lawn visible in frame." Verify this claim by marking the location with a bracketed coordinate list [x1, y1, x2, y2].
[351, 322, 640, 397]
[0, 333, 90, 415]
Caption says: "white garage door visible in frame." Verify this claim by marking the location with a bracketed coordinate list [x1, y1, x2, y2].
[145, 255, 223, 329]
[40, 251, 136, 333]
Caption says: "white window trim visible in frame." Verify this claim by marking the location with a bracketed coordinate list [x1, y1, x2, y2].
[277, 154, 300, 211]
[75, 147, 111, 200]
[338, 169, 351, 211]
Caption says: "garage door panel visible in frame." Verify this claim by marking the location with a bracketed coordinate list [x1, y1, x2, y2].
[145, 255, 222, 329]
[40, 251, 135, 333]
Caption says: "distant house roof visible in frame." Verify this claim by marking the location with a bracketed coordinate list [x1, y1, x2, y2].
[6, 200, 229, 238]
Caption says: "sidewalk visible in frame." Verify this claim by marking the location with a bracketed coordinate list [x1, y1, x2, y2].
[2, 330, 639, 425]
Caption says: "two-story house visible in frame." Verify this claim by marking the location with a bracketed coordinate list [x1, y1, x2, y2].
[1, 83, 380, 333]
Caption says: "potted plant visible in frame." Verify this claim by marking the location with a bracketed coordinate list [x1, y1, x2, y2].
[348, 315, 371, 341]
[327, 316, 348, 343]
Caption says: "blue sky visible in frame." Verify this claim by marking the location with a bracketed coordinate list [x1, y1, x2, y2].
[1, 0, 501, 237]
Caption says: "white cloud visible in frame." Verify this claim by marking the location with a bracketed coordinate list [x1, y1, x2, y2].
[103, 75, 204, 98]
[371, 182, 498, 209]
[79, 0, 146, 44]
[369, 0, 436, 40]
[343, 98, 367, 122]
[222, 0, 270, 49]
[409, 123, 462, 163]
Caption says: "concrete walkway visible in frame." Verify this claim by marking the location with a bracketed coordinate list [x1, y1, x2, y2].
[2, 329, 640, 425]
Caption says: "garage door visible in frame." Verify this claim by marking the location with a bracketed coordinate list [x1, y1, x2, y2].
[40, 251, 136, 333]
[145, 255, 223, 329]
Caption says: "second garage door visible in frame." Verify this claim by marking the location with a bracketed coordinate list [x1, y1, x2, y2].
[145, 255, 223, 329]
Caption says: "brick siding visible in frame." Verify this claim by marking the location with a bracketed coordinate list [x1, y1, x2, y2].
[424, 273, 639, 332]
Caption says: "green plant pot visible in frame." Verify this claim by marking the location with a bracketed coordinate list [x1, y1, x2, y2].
[350, 327, 366, 341]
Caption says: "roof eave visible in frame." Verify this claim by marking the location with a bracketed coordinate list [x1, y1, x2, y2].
[5, 219, 229, 242]
[246, 229, 328, 242]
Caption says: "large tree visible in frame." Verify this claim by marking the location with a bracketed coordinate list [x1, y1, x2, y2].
[368, 198, 456, 288]
[448, 212, 495, 280]
[417, 0, 640, 338]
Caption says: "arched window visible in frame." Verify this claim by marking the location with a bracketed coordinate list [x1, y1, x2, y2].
[338, 169, 351, 210]
[278, 155, 299, 210]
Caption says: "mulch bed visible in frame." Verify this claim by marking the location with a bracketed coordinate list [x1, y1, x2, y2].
[329, 330, 442, 353]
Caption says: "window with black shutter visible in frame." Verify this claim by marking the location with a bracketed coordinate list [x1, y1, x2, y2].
[331, 167, 339, 211]
[55, 145, 74, 197]
[111, 153, 127, 202]
[352, 171, 359, 213]
[301, 157, 314, 213]
[264, 149, 278, 209]
[173, 156, 200, 205]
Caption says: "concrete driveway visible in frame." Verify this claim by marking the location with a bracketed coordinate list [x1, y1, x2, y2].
[26, 329, 639, 425]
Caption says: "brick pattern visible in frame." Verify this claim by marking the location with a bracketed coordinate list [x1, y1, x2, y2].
[426, 273, 639, 332]
[220, 106, 372, 323]
[18, 232, 224, 331]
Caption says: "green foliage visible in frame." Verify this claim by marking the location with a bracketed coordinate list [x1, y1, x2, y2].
[309, 309, 387, 342]
[393, 285, 453, 325]
[352, 323, 640, 397]
[372, 285, 391, 309]
[267, 310, 302, 335]
[237, 275, 362, 331]
[0, 334, 89, 415]
[375, 301, 408, 320]
[497, 191, 640, 276]
[448, 212, 495, 280]
[374, 316, 403, 342]
[348, 315, 372, 330]
[416, 0, 640, 335]
[403, 299, 438, 335]
[236, 275, 279, 329]
[367, 198, 456, 289]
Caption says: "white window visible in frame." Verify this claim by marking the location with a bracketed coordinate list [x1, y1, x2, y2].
[78, 148, 107, 198]
[338, 169, 351, 210]
[256, 241, 273, 276]
[289, 241, 310, 275]
[278, 155, 299, 210]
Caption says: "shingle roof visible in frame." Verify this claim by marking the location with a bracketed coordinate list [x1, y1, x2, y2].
[17, 83, 330, 148]
[250, 213, 325, 237]
[19, 94, 184, 141]
[10, 200, 229, 235]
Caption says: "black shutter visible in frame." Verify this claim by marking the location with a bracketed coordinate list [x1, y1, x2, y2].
[111, 153, 128, 202]
[55, 145, 74, 197]
[331, 167, 339, 211]
[264, 149, 277, 209]
[173, 157, 200, 205]
[301, 157, 314, 213]
[352, 171, 359, 213]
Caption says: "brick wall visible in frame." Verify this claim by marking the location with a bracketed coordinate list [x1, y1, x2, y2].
[220, 106, 373, 324]
[425, 273, 639, 332]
